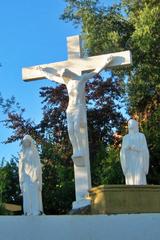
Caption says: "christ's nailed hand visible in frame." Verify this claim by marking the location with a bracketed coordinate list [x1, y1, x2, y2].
[35, 66, 57, 75]
[106, 55, 113, 65]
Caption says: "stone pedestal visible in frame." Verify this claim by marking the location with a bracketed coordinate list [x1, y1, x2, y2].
[89, 185, 160, 214]
[4, 203, 22, 214]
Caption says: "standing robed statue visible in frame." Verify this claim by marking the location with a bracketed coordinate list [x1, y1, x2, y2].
[120, 119, 149, 185]
[19, 135, 43, 216]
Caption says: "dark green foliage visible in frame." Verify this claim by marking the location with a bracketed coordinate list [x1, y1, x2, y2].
[91, 144, 124, 186]
[123, 0, 160, 182]
[0, 204, 5, 215]
[61, 0, 134, 55]
[125, 0, 160, 116]
[0, 157, 21, 210]
[141, 108, 160, 184]
[61, 0, 100, 26]
[41, 143, 75, 214]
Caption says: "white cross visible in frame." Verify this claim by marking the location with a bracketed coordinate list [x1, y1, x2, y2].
[22, 35, 131, 80]
[22, 35, 132, 210]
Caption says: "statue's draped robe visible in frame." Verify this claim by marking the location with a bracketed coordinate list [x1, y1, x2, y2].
[120, 132, 149, 185]
[19, 147, 43, 215]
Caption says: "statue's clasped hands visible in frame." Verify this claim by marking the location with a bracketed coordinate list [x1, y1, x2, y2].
[127, 145, 140, 152]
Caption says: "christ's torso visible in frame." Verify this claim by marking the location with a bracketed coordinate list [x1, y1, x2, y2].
[66, 79, 86, 111]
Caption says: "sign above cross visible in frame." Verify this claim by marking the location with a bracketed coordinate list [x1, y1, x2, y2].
[22, 35, 132, 81]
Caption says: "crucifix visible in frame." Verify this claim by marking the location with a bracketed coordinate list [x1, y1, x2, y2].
[22, 35, 132, 209]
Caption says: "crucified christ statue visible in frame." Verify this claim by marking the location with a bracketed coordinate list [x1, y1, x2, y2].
[37, 56, 113, 158]
[22, 34, 131, 209]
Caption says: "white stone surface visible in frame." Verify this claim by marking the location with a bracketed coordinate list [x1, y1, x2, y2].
[37, 58, 112, 209]
[22, 35, 132, 209]
[22, 36, 132, 81]
[37, 56, 112, 159]
[0, 214, 160, 240]
[120, 119, 149, 185]
[19, 135, 43, 216]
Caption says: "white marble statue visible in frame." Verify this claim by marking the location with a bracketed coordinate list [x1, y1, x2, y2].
[22, 35, 132, 209]
[19, 135, 43, 216]
[120, 119, 149, 185]
[37, 56, 113, 158]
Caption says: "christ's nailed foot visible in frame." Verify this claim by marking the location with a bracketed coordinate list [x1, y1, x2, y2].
[72, 153, 85, 167]
[72, 150, 84, 158]
[107, 55, 113, 63]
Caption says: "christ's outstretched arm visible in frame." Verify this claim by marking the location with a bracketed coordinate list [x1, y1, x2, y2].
[81, 55, 113, 81]
[60, 68, 80, 80]
[36, 66, 65, 85]
[56, 56, 113, 82]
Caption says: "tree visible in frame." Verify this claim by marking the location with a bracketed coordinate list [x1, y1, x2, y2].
[61, 0, 160, 183]
[122, 0, 160, 183]
[0, 159, 7, 206]
[41, 142, 75, 214]
[0, 157, 21, 207]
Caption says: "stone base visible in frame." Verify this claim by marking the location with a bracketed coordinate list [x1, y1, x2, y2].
[72, 198, 91, 210]
[4, 203, 22, 212]
[89, 185, 160, 214]
[69, 204, 91, 215]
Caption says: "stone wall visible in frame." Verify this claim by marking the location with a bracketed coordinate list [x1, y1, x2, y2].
[0, 214, 160, 240]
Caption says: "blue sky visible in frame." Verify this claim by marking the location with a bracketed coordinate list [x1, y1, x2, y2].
[0, 0, 119, 160]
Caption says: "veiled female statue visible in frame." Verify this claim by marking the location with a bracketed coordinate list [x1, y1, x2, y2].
[19, 135, 43, 216]
[120, 119, 149, 185]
